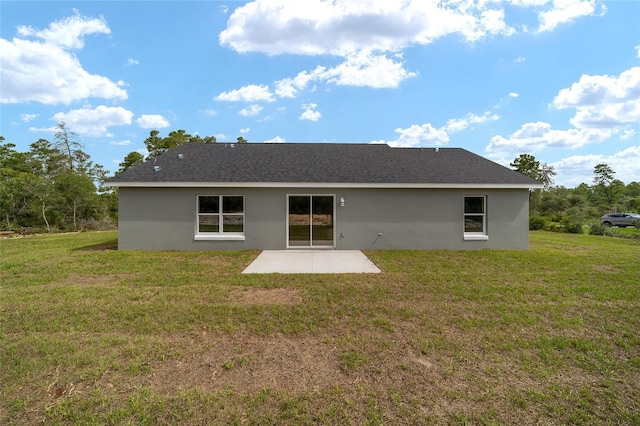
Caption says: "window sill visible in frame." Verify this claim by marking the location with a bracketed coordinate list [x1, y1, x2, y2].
[194, 234, 245, 241]
[464, 234, 489, 241]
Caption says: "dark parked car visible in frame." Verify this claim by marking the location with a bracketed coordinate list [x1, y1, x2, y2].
[600, 213, 640, 227]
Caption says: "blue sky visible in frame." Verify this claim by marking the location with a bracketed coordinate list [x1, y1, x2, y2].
[1, 0, 638, 187]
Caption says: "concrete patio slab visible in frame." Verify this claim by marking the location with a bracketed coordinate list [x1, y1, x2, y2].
[242, 250, 381, 274]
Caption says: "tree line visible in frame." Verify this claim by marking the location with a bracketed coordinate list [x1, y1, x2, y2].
[0, 123, 115, 233]
[510, 154, 640, 233]
[0, 126, 248, 233]
[1, 126, 637, 234]
[118, 130, 247, 173]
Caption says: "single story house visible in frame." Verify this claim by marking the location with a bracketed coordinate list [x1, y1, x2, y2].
[105, 143, 542, 250]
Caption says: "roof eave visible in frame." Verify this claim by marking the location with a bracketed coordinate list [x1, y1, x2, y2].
[105, 181, 543, 189]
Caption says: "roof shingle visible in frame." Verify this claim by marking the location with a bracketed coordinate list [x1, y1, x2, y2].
[106, 143, 541, 187]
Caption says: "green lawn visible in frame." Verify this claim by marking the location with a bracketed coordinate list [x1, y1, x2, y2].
[608, 226, 640, 238]
[1, 231, 639, 425]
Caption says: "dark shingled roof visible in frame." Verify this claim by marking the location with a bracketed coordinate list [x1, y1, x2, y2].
[106, 143, 541, 187]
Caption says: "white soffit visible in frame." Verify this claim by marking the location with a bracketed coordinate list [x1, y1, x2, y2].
[105, 181, 543, 189]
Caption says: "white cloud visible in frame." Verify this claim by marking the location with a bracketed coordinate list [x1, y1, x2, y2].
[220, 0, 519, 56]
[214, 84, 275, 102]
[136, 114, 170, 129]
[553, 67, 640, 109]
[373, 123, 449, 148]
[216, 0, 602, 103]
[621, 128, 636, 140]
[20, 113, 38, 123]
[240, 127, 250, 134]
[299, 103, 321, 121]
[570, 104, 640, 129]
[551, 145, 640, 187]
[374, 109, 502, 148]
[494, 92, 520, 109]
[552, 67, 640, 128]
[229, 50, 416, 104]
[52, 105, 133, 137]
[219, 0, 601, 57]
[489, 66, 640, 156]
[1, 12, 127, 105]
[220, 5, 229, 14]
[16, 10, 110, 49]
[110, 140, 131, 146]
[537, 0, 600, 33]
[478, 9, 515, 38]
[265, 136, 286, 143]
[274, 70, 316, 98]
[636, 45, 640, 58]
[445, 111, 499, 133]
[202, 109, 217, 117]
[486, 121, 615, 153]
[126, 58, 139, 66]
[318, 50, 417, 89]
[238, 104, 264, 117]
[28, 125, 57, 133]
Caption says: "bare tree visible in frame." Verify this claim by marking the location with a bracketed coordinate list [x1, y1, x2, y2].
[54, 122, 82, 172]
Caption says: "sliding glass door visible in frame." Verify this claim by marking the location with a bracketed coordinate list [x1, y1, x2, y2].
[288, 196, 311, 246]
[288, 195, 334, 247]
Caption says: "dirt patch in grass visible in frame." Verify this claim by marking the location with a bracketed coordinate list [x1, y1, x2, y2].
[144, 330, 467, 395]
[198, 256, 239, 267]
[54, 273, 139, 287]
[555, 243, 591, 252]
[131, 330, 626, 423]
[149, 334, 339, 393]
[195, 252, 261, 272]
[145, 332, 450, 397]
[592, 264, 618, 273]
[228, 287, 303, 305]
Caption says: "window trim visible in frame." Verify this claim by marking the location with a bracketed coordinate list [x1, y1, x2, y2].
[195, 195, 245, 241]
[463, 196, 488, 241]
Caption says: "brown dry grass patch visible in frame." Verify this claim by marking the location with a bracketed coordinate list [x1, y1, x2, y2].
[53, 273, 139, 287]
[149, 334, 338, 393]
[228, 287, 303, 306]
[592, 264, 618, 273]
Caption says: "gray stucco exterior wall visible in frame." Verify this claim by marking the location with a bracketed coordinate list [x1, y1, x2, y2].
[117, 187, 530, 250]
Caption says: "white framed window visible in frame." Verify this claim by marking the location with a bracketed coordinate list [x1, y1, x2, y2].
[463, 196, 488, 241]
[195, 195, 245, 240]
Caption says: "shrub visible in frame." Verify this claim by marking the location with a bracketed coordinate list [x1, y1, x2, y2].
[543, 222, 563, 233]
[78, 218, 117, 231]
[560, 219, 584, 234]
[18, 226, 51, 235]
[589, 223, 606, 235]
[529, 216, 546, 230]
[549, 213, 564, 223]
